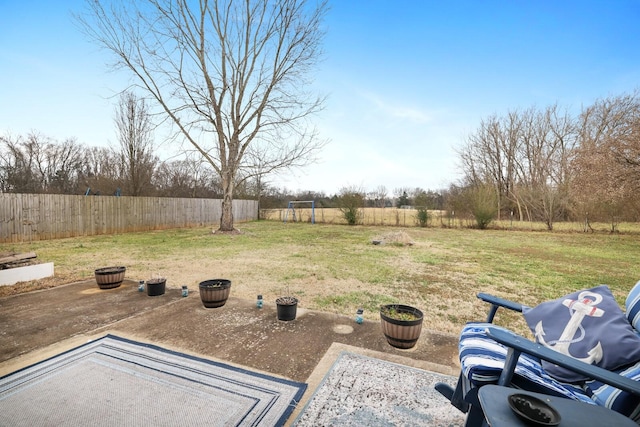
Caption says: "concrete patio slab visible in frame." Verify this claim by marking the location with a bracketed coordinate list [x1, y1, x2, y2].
[0, 279, 461, 425]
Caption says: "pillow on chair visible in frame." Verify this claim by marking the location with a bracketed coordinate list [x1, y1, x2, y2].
[625, 280, 640, 331]
[523, 285, 640, 383]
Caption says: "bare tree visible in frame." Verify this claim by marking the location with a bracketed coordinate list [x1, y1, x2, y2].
[77, 0, 328, 231]
[78, 146, 124, 195]
[458, 110, 523, 221]
[237, 145, 279, 218]
[613, 116, 640, 195]
[154, 156, 220, 198]
[0, 133, 86, 194]
[0, 133, 40, 193]
[518, 104, 576, 230]
[114, 92, 157, 196]
[393, 187, 411, 207]
[44, 137, 85, 194]
[369, 185, 387, 208]
[459, 104, 576, 229]
[572, 91, 640, 230]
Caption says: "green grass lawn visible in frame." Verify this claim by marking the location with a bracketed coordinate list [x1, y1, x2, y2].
[2, 220, 639, 335]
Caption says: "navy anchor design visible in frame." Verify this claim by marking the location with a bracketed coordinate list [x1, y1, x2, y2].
[534, 290, 605, 364]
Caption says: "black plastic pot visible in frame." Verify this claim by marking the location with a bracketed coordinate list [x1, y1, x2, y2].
[146, 278, 166, 296]
[276, 296, 298, 321]
[199, 279, 232, 308]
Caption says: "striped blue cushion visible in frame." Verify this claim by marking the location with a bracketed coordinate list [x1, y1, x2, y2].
[626, 280, 640, 331]
[459, 323, 593, 404]
[585, 360, 640, 422]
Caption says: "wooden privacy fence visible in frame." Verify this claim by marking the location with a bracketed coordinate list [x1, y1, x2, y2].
[0, 194, 258, 243]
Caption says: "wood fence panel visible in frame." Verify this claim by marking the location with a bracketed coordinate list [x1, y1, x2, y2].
[0, 194, 257, 243]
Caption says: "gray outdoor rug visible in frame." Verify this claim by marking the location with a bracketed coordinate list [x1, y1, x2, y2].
[294, 352, 466, 426]
[0, 335, 306, 426]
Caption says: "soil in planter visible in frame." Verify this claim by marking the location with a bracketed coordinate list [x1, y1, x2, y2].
[380, 306, 421, 321]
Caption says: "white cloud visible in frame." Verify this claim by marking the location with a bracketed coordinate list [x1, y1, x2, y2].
[361, 91, 437, 124]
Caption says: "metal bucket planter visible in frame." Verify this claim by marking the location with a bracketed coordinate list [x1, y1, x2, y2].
[276, 296, 298, 321]
[94, 266, 126, 289]
[199, 279, 231, 308]
[146, 278, 166, 296]
[379, 304, 424, 349]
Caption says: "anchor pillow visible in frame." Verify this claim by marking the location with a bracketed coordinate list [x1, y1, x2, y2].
[522, 285, 640, 383]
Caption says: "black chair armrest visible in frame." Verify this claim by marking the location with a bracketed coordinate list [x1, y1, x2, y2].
[486, 326, 640, 397]
[477, 293, 523, 323]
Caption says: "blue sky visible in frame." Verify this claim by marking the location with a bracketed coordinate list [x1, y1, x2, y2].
[1, 1, 639, 195]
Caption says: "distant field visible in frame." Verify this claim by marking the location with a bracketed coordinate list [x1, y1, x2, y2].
[2, 221, 639, 336]
[262, 207, 444, 226]
[262, 207, 640, 234]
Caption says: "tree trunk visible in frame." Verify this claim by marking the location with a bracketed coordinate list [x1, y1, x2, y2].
[219, 174, 235, 232]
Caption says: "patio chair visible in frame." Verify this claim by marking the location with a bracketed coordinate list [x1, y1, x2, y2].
[435, 281, 640, 426]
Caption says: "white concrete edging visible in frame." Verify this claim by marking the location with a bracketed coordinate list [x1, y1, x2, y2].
[0, 263, 54, 286]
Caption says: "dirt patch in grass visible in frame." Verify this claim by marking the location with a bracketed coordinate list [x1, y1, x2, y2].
[372, 231, 415, 246]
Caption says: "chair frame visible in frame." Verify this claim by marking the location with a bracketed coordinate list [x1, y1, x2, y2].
[436, 293, 640, 427]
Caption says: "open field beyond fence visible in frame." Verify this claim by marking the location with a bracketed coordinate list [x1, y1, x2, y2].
[262, 207, 446, 226]
[2, 221, 639, 336]
[262, 207, 640, 233]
